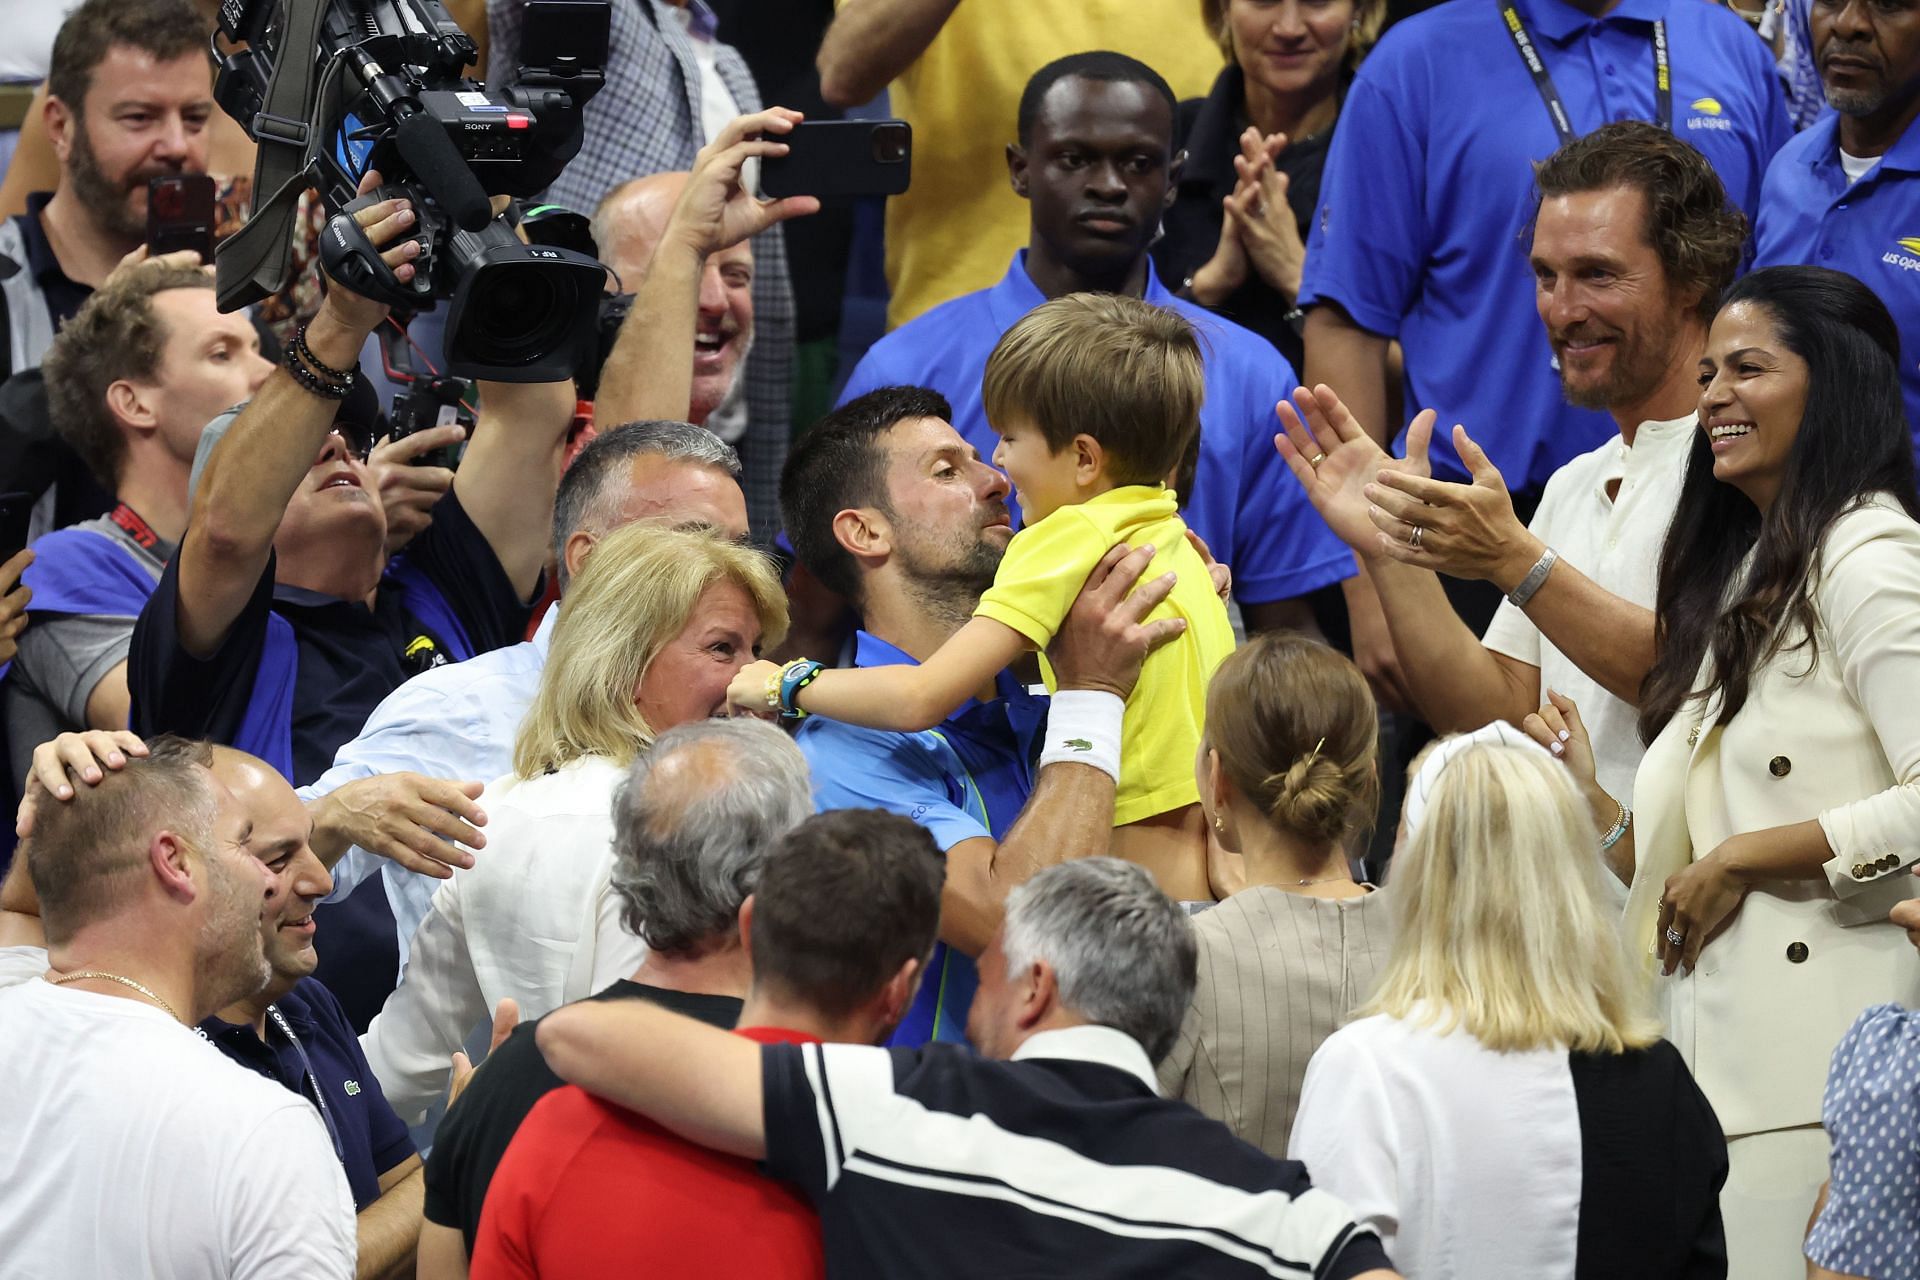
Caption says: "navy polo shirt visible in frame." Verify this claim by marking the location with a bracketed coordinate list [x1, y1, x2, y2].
[1754, 114, 1920, 453]
[198, 977, 416, 1211]
[838, 251, 1355, 606]
[1301, 0, 1789, 489]
[795, 631, 1047, 1046]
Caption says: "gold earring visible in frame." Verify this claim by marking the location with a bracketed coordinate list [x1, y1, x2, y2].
[1211, 813, 1226, 835]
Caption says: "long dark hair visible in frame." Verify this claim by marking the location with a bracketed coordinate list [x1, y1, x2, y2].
[1639, 266, 1920, 743]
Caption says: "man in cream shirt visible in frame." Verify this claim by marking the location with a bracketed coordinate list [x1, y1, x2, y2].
[1277, 122, 1744, 882]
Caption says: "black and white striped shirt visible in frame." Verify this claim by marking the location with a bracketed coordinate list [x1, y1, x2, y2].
[761, 1024, 1393, 1279]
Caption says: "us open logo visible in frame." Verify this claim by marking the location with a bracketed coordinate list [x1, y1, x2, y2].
[1686, 97, 1733, 132]
[1882, 238, 1920, 273]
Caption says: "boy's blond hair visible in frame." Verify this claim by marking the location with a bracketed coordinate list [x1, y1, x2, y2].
[981, 292, 1205, 488]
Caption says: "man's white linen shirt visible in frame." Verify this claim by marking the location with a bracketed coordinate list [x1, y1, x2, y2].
[1481, 414, 1693, 808]
[359, 754, 648, 1123]
[0, 976, 356, 1278]
[301, 608, 556, 962]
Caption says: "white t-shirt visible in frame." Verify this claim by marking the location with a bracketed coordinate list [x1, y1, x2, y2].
[0, 977, 357, 1278]
[1482, 414, 1694, 810]
[1290, 1013, 1582, 1279]
[1839, 148, 1881, 185]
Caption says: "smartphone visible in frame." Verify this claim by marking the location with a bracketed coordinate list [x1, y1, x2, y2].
[0, 491, 34, 566]
[759, 120, 912, 200]
[146, 173, 217, 261]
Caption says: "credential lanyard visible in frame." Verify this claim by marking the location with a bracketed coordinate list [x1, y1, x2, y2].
[1500, 4, 1670, 147]
[268, 1003, 346, 1163]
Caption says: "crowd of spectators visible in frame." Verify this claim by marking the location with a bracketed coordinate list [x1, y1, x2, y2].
[2, 0, 1919, 1277]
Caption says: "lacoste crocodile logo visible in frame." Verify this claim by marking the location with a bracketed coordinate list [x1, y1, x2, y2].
[1062, 738, 1092, 752]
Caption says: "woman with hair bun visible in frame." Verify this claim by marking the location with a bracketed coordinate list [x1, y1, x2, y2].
[1157, 633, 1388, 1154]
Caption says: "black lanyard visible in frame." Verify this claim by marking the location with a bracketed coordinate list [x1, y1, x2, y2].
[1500, 3, 1670, 147]
[268, 1004, 346, 1163]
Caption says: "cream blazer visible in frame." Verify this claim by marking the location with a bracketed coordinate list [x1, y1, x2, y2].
[1624, 495, 1920, 1139]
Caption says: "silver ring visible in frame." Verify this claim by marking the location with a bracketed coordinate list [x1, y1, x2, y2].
[1408, 524, 1425, 548]
[1664, 927, 1685, 947]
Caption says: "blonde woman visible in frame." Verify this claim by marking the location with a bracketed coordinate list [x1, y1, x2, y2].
[1158, 634, 1389, 1155]
[361, 524, 787, 1123]
[1290, 729, 1728, 1279]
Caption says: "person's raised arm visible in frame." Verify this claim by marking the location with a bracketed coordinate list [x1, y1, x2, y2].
[815, 0, 964, 108]
[449, 375, 575, 598]
[174, 178, 416, 657]
[1366, 422, 1656, 705]
[1276, 386, 1539, 730]
[939, 543, 1184, 954]
[536, 998, 765, 1158]
[594, 109, 819, 428]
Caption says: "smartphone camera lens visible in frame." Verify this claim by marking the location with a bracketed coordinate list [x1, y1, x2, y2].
[871, 122, 910, 165]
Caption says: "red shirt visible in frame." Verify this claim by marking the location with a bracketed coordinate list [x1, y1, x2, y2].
[469, 1027, 825, 1280]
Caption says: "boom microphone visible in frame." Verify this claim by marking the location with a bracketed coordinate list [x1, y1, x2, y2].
[394, 111, 494, 231]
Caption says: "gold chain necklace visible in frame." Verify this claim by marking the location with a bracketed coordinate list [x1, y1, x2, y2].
[48, 971, 184, 1024]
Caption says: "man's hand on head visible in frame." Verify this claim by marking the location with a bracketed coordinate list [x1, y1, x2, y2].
[664, 108, 822, 261]
[1048, 542, 1186, 701]
[306, 773, 486, 879]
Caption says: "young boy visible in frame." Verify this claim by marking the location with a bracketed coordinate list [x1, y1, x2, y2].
[726, 293, 1234, 899]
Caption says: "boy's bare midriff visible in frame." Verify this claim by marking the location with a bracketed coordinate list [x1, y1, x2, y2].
[1109, 802, 1211, 903]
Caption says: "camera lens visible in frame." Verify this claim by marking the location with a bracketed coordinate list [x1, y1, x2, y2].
[462, 267, 566, 366]
[871, 122, 909, 165]
[445, 239, 607, 382]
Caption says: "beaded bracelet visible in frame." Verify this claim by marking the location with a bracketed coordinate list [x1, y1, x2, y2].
[283, 342, 353, 401]
[1599, 800, 1633, 851]
[291, 322, 357, 383]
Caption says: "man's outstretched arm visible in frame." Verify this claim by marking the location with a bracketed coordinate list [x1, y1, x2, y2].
[537, 999, 765, 1158]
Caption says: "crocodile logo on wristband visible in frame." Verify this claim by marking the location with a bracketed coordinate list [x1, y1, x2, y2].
[1062, 738, 1092, 751]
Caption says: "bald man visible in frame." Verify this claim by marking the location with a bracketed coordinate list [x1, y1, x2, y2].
[587, 109, 817, 543]
[593, 171, 756, 429]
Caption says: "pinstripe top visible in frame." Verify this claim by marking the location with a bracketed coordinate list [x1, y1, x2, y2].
[1158, 886, 1393, 1157]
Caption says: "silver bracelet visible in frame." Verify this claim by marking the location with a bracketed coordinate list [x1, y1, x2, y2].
[1507, 546, 1559, 607]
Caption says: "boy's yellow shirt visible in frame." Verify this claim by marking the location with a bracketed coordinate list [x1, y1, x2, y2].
[973, 485, 1234, 826]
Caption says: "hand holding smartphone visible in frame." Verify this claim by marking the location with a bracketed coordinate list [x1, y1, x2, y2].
[759, 120, 912, 200]
[146, 174, 217, 262]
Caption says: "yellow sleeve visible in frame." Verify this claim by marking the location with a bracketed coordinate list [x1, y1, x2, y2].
[972, 508, 1105, 649]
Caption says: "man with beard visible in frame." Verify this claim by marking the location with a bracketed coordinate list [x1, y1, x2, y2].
[0, 0, 214, 379]
[0, 733, 356, 1276]
[0, 735, 431, 1277]
[1754, 0, 1920, 460]
[1272, 122, 1746, 863]
[837, 52, 1351, 635]
[780, 386, 1189, 1046]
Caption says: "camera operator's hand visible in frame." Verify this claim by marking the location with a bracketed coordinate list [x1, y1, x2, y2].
[104, 245, 209, 289]
[312, 169, 423, 347]
[665, 108, 822, 261]
[370, 425, 464, 555]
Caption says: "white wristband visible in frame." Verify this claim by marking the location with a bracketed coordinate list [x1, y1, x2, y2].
[1038, 689, 1124, 783]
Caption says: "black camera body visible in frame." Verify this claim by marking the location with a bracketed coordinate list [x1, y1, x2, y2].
[389, 375, 475, 470]
[213, 0, 612, 382]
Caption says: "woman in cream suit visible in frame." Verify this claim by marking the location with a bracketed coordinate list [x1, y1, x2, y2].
[1532, 267, 1920, 1280]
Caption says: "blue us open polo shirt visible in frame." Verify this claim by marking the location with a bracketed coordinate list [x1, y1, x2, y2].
[1754, 112, 1920, 456]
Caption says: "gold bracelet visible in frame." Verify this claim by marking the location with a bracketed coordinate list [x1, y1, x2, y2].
[763, 669, 783, 710]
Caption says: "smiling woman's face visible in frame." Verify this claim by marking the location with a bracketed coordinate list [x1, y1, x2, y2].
[633, 579, 765, 731]
[1696, 299, 1811, 513]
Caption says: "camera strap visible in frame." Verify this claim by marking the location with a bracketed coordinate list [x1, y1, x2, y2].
[1499, 4, 1670, 147]
[214, 0, 335, 312]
